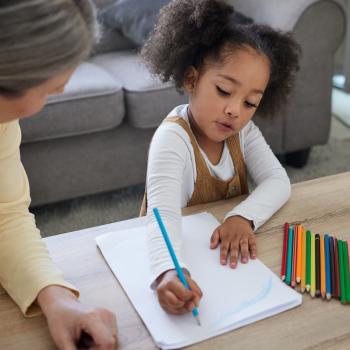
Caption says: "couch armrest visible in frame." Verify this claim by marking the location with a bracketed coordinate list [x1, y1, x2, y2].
[229, 0, 346, 153]
[284, 1, 346, 152]
[229, 0, 344, 31]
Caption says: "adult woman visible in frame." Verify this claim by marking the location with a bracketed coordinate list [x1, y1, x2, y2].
[0, 1, 117, 349]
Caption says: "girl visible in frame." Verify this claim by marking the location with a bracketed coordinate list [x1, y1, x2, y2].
[0, 1, 117, 349]
[141, 0, 300, 315]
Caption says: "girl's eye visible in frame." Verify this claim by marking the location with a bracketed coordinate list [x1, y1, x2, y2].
[245, 101, 258, 109]
[216, 86, 230, 96]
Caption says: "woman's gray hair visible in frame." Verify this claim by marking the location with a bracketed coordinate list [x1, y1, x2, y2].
[0, 0, 99, 96]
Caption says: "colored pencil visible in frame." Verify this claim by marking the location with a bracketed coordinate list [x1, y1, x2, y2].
[320, 234, 326, 299]
[310, 233, 316, 298]
[301, 228, 307, 293]
[342, 241, 350, 302]
[315, 234, 321, 297]
[306, 230, 311, 292]
[338, 239, 345, 303]
[348, 239, 350, 275]
[324, 234, 332, 300]
[153, 208, 201, 325]
[286, 225, 294, 285]
[291, 225, 298, 287]
[281, 223, 289, 281]
[334, 238, 341, 298]
[296, 225, 302, 283]
[329, 237, 336, 297]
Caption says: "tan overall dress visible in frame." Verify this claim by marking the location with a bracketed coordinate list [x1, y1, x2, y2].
[139, 116, 248, 216]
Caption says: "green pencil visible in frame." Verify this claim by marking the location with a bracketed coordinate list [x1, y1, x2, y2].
[338, 239, 345, 303]
[342, 241, 350, 302]
[306, 230, 311, 292]
[310, 233, 316, 298]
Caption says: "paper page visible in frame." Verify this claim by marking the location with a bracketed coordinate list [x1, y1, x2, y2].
[96, 212, 302, 349]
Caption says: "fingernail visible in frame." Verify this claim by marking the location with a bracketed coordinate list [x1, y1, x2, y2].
[242, 258, 247, 263]
[230, 262, 236, 268]
[221, 260, 226, 265]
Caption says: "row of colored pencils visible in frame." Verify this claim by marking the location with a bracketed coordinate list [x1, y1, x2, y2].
[281, 223, 350, 303]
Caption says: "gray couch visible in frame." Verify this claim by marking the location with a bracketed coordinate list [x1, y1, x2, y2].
[19, 0, 346, 206]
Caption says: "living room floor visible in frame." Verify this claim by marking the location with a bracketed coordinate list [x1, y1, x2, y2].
[330, 115, 350, 140]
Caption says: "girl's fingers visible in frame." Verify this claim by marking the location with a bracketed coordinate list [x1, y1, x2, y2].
[186, 277, 203, 307]
[210, 229, 220, 249]
[240, 238, 249, 263]
[248, 237, 257, 259]
[220, 238, 230, 265]
[229, 237, 240, 268]
[160, 290, 185, 309]
[169, 280, 193, 302]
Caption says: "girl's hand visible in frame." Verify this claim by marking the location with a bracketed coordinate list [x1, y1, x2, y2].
[210, 215, 257, 268]
[156, 269, 202, 314]
[37, 285, 117, 350]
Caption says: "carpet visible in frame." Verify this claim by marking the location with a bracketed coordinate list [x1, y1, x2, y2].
[332, 88, 350, 128]
[32, 137, 350, 237]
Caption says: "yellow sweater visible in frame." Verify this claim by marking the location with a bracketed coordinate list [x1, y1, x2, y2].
[0, 120, 78, 316]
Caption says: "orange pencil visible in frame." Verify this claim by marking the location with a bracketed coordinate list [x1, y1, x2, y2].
[320, 234, 326, 299]
[296, 225, 302, 283]
[300, 228, 307, 293]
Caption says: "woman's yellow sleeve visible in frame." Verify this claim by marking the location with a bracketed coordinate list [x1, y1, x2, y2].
[0, 121, 79, 317]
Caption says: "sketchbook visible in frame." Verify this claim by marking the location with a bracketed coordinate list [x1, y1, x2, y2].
[96, 212, 302, 349]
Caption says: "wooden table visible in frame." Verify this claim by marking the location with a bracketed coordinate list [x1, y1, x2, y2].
[1, 172, 350, 350]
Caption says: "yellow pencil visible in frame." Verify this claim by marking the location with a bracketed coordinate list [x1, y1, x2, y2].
[296, 225, 302, 283]
[300, 228, 306, 293]
[310, 232, 316, 298]
[320, 234, 326, 299]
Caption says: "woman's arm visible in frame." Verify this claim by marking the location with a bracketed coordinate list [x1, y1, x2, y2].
[0, 121, 118, 349]
[0, 121, 78, 316]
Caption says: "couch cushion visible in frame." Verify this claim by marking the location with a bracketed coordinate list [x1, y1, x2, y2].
[20, 62, 124, 143]
[90, 51, 188, 129]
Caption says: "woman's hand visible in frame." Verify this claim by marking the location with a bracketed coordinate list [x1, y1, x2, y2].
[210, 215, 257, 268]
[156, 269, 202, 314]
[37, 285, 117, 350]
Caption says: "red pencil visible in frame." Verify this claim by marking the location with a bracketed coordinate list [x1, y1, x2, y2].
[334, 238, 340, 299]
[291, 225, 298, 287]
[281, 223, 289, 281]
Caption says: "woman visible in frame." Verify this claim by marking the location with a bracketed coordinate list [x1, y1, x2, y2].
[0, 1, 117, 349]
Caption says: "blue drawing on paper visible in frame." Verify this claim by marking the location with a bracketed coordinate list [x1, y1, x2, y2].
[211, 275, 272, 328]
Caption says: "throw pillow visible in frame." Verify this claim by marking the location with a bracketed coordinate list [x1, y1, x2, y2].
[101, 0, 254, 47]
[101, 0, 170, 46]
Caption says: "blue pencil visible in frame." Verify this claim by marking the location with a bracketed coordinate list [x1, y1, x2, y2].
[153, 208, 201, 326]
[324, 234, 332, 300]
[285, 225, 294, 285]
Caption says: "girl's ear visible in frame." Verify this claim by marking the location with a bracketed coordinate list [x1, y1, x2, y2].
[183, 66, 199, 93]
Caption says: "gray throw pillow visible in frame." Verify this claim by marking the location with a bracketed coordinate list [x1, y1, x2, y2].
[101, 0, 170, 46]
[101, 0, 254, 47]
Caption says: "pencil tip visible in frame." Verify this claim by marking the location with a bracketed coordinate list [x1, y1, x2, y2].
[195, 316, 201, 326]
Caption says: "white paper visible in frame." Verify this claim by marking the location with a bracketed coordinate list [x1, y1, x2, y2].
[96, 212, 302, 349]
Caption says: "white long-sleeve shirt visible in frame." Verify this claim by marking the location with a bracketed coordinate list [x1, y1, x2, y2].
[146, 104, 291, 284]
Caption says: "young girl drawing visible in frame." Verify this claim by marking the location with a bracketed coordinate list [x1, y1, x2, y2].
[140, 0, 300, 315]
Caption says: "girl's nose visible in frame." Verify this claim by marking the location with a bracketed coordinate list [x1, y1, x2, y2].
[224, 100, 240, 118]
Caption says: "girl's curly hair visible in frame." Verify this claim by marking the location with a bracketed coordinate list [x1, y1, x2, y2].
[141, 0, 301, 117]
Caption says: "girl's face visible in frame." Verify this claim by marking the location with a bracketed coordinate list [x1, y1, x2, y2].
[0, 68, 75, 123]
[185, 46, 270, 143]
